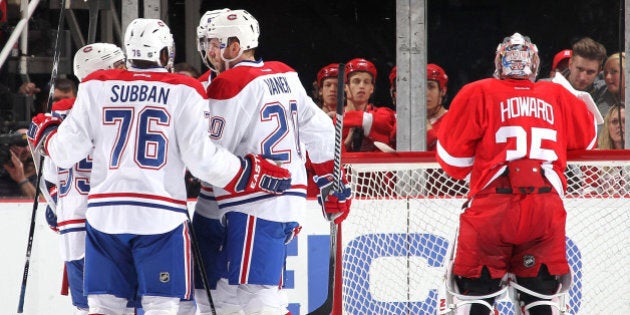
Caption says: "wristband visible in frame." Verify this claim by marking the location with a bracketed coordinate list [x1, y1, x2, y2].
[18, 179, 29, 186]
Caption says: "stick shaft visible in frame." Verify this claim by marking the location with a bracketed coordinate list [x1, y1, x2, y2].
[17, 1, 67, 312]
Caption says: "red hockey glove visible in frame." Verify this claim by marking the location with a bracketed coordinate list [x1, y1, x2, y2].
[313, 174, 352, 224]
[223, 153, 292, 194]
[27, 113, 62, 155]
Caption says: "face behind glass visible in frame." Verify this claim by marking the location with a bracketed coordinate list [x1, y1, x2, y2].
[608, 108, 625, 146]
[603, 59, 624, 95]
[568, 56, 600, 91]
[426, 80, 443, 113]
[345, 72, 374, 107]
[320, 77, 338, 108]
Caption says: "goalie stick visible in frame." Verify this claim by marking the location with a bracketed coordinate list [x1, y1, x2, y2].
[17, 0, 66, 312]
[309, 63, 345, 315]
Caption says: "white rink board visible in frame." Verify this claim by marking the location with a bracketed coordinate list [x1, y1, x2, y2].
[1, 199, 627, 314]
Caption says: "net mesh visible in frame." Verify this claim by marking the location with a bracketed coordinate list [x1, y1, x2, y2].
[339, 158, 629, 314]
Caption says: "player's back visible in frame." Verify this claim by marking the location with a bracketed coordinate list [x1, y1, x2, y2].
[65, 68, 209, 234]
[207, 60, 322, 222]
[437, 78, 596, 196]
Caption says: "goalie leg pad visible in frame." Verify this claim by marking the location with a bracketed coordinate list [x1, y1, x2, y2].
[454, 266, 503, 315]
[514, 264, 564, 315]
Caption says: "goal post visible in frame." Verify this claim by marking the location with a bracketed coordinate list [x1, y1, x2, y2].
[338, 150, 630, 314]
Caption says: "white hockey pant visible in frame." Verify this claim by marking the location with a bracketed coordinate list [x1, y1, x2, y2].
[87, 294, 135, 315]
[196, 278, 289, 315]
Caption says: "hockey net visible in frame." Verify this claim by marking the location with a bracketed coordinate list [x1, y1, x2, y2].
[338, 151, 629, 315]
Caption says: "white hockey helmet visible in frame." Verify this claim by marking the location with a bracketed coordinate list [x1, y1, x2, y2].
[493, 32, 539, 81]
[206, 9, 260, 51]
[197, 8, 231, 69]
[124, 18, 175, 70]
[73, 43, 125, 81]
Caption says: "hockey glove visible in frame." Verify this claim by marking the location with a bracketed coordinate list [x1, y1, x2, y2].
[45, 185, 59, 233]
[314, 174, 352, 224]
[223, 153, 292, 194]
[27, 113, 62, 156]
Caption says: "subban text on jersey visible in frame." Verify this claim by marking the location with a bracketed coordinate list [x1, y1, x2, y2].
[263, 75, 292, 95]
[499, 96, 555, 125]
[109, 84, 171, 105]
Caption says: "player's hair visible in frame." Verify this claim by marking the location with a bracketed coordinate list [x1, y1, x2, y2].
[571, 37, 607, 67]
[54, 78, 77, 96]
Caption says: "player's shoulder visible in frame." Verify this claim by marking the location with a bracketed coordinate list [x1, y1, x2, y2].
[198, 70, 211, 82]
[207, 60, 296, 100]
[462, 77, 497, 90]
[87, 69, 206, 97]
[83, 68, 126, 82]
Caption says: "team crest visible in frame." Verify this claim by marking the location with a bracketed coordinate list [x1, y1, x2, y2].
[523, 255, 535, 268]
[159, 272, 170, 283]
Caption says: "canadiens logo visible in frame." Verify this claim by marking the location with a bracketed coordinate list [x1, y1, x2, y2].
[227, 14, 237, 20]
[159, 272, 170, 283]
[83, 46, 93, 53]
[523, 255, 535, 268]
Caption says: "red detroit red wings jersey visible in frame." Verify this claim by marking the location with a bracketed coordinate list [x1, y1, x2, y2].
[436, 78, 596, 197]
[206, 60, 335, 223]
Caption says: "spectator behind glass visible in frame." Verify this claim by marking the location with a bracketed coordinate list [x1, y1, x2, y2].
[598, 52, 625, 115]
[598, 105, 625, 149]
[425, 63, 449, 151]
[316, 63, 340, 115]
[565, 37, 608, 115]
[388, 64, 449, 152]
[549, 49, 572, 78]
[0, 127, 36, 198]
[342, 57, 396, 152]
[583, 105, 628, 196]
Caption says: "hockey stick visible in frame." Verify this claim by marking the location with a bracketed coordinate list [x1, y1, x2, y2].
[309, 63, 345, 315]
[17, 0, 66, 312]
[185, 216, 217, 315]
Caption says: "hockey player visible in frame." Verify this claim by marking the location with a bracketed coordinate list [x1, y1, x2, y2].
[194, 9, 352, 315]
[342, 58, 397, 152]
[436, 33, 597, 314]
[316, 63, 341, 115]
[28, 18, 292, 315]
[41, 42, 127, 315]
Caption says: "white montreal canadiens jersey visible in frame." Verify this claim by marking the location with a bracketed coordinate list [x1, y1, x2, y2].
[46, 67, 242, 234]
[207, 60, 335, 223]
[43, 152, 89, 261]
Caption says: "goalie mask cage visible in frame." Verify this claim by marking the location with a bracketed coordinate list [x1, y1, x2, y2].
[337, 151, 629, 315]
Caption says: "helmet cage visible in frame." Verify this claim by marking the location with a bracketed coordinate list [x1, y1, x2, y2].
[73, 43, 125, 81]
[494, 33, 539, 81]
